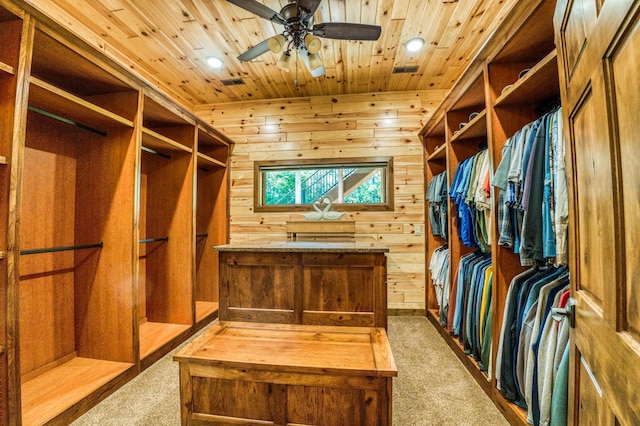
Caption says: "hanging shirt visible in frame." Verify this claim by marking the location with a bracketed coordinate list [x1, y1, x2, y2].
[520, 116, 548, 265]
[551, 109, 569, 266]
[497, 267, 538, 402]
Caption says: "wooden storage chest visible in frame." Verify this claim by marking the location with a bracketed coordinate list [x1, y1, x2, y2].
[174, 321, 397, 425]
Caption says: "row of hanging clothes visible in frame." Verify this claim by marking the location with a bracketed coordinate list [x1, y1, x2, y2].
[494, 108, 570, 426]
[426, 171, 448, 240]
[426, 108, 570, 424]
[492, 108, 568, 267]
[428, 245, 449, 324]
[429, 247, 495, 377]
[428, 149, 494, 366]
[449, 148, 493, 252]
[450, 251, 493, 377]
[496, 265, 570, 426]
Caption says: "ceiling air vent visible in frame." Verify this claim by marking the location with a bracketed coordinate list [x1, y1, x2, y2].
[392, 66, 419, 74]
[221, 78, 245, 86]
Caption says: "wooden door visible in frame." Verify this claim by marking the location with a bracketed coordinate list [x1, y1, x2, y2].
[554, 0, 640, 424]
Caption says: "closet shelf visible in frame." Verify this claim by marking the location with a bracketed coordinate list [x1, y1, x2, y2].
[142, 127, 193, 155]
[198, 125, 230, 147]
[426, 314, 491, 392]
[139, 322, 191, 360]
[494, 50, 559, 107]
[450, 110, 487, 143]
[450, 72, 485, 111]
[20, 357, 133, 426]
[195, 301, 219, 323]
[427, 143, 447, 162]
[28, 77, 134, 129]
[0, 60, 14, 75]
[197, 152, 226, 169]
[423, 117, 446, 139]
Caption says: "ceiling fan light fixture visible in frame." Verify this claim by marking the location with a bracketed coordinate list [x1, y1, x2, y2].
[307, 52, 323, 70]
[304, 34, 322, 55]
[277, 52, 291, 72]
[405, 37, 425, 52]
[268, 34, 286, 53]
[205, 56, 224, 69]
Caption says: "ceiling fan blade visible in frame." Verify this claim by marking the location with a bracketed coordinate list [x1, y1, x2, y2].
[297, 0, 322, 16]
[298, 47, 325, 77]
[309, 64, 325, 77]
[227, 0, 285, 24]
[312, 23, 382, 40]
[237, 39, 271, 62]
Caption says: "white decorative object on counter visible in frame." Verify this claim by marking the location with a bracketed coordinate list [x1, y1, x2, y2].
[321, 197, 345, 220]
[303, 198, 345, 220]
[303, 199, 324, 220]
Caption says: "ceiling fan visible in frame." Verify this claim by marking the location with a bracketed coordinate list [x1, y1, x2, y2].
[227, 0, 382, 78]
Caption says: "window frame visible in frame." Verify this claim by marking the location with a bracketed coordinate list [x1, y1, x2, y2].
[254, 157, 394, 213]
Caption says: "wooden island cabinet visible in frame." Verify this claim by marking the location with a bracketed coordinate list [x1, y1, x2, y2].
[173, 242, 396, 425]
[215, 242, 389, 329]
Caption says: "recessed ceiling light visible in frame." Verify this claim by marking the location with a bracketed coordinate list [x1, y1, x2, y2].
[405, 38, 425, 53]
[206, 56, 223, 69]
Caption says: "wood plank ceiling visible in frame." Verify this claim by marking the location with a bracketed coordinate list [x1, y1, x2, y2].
[27, 0, 518, 106]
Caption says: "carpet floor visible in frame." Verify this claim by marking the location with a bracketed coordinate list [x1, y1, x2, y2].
[71, 316, 508, 425]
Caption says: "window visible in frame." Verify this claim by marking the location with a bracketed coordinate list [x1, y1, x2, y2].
[254, 157, 394, 212]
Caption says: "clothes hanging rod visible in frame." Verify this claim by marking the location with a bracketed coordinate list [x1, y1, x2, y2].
[196, 233, 208, 238]
[141, 145, 171, 159]
[20, 242, 104, 255]
[27, 106, 107, 136]
[139, 237, 169, 244]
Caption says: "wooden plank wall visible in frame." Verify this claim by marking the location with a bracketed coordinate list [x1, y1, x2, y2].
[194, 90, 445, 311]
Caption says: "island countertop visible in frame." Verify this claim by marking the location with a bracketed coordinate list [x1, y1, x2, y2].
[214, 241, 389, 253]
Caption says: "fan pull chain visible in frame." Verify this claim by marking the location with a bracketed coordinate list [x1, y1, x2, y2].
[295, 51, 299, 88]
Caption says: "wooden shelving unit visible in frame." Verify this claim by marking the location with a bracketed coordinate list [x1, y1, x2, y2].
[194, 127, 228, 326]
[494, 50, 559, 108]
[138, 93, 195, 364]
[0, 6, 232, 424]
[16, 27, 139, 425]
[423, 117, 448, 315]
[419, 0, 560, 424]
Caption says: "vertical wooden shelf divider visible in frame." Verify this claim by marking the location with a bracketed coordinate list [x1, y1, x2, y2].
[420, 0, 561, 424]
[0, 5, 26, 425]
[194, 126, 229, 326]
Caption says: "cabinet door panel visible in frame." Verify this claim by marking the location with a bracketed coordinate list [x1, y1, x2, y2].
[287, 385, 378, 426]
[219, 252, 297, 323]
[301, 253, 381, 327]
[191, 377, 286, 424]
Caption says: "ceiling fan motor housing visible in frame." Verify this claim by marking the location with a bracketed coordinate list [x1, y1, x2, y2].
[228, 0, 382, 78]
